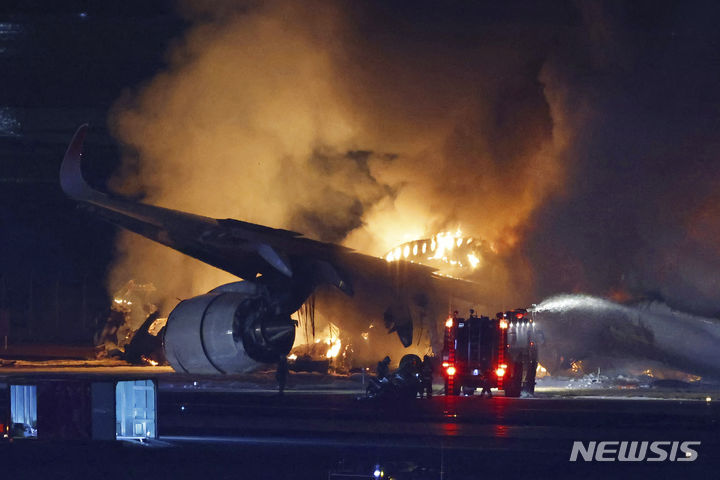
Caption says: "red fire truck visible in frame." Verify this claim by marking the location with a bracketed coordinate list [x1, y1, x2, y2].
[441, 309, 538, 397]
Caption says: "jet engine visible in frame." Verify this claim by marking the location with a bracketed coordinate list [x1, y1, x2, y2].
[163, 287, 296, 374]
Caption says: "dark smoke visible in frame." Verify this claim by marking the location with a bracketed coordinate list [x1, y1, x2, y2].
[522, 2, 720, 316]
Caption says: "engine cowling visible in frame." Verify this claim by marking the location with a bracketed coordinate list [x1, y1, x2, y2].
[163, 291, 295, 374]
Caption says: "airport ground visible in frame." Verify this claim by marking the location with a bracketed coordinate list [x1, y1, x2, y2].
[0, 365, 719, 479]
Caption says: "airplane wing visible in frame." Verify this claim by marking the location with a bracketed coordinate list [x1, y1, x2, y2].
[62, 125, 356, 287]
[61, 125, 471, 346]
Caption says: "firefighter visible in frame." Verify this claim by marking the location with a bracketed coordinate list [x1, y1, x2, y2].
[421, 355, 434, 398]
[377, 356, 391, 380]
[479, 374, 493, 398]
[276, 355, 289, 396]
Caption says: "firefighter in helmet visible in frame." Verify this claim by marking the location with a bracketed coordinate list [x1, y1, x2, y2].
[479, 373, 493, 398]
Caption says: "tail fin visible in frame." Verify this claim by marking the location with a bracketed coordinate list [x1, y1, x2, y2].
[59, 124, 98, 200]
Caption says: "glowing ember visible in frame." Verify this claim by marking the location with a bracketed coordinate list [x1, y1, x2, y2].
[570, 360, 583, 374]
[141, 355, 159, 366]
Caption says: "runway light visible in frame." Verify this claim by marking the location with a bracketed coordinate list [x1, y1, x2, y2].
[446, 366, 456, 376]
[445, 317, 453, 328]
[496, 367, 505, 377]
[499, 319, 508, 329]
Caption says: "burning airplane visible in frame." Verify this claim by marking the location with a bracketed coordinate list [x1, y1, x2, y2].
[61, 125, 478, 374]
[385, 231, 486, 273]
[61, 124, 720, 381]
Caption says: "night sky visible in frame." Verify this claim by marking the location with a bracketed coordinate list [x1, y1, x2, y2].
[3, 1, 720, 344]
[0, 1, 185, 342]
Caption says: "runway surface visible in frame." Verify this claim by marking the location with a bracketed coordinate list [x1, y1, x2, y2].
[2, 380, 718, 479]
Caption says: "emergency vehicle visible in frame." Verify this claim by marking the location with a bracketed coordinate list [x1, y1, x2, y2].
[441, 309, 538, 397]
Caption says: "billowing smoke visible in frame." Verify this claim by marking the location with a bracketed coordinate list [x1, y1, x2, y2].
[106, 1, 720, 333]
[520, 3, 720, 316]
[107, 1, 576, 314]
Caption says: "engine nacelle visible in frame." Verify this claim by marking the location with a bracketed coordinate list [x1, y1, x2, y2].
[163, 291, 295, 374]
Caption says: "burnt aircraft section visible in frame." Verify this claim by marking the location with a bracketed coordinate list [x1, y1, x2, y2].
[60, 126, 461, 374]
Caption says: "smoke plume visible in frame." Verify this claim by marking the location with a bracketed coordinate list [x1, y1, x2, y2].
[107, 1, 573, 313]
[107, 1, 720, 323]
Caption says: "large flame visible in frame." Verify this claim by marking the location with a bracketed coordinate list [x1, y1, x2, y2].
[325, 338, 342, 359]
[384, 229, 485, 273]
[291, 308, 345, 360]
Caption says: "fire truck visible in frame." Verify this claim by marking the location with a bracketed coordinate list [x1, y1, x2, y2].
[441, 309, 538, 397]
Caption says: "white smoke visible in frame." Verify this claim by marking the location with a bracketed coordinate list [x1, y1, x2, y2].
[534, 294, 720, 379]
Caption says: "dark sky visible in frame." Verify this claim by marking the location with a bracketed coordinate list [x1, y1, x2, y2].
[0, 1, 185, 341]
[3, 1, 720, 343]
[520, 2, 720, 314]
